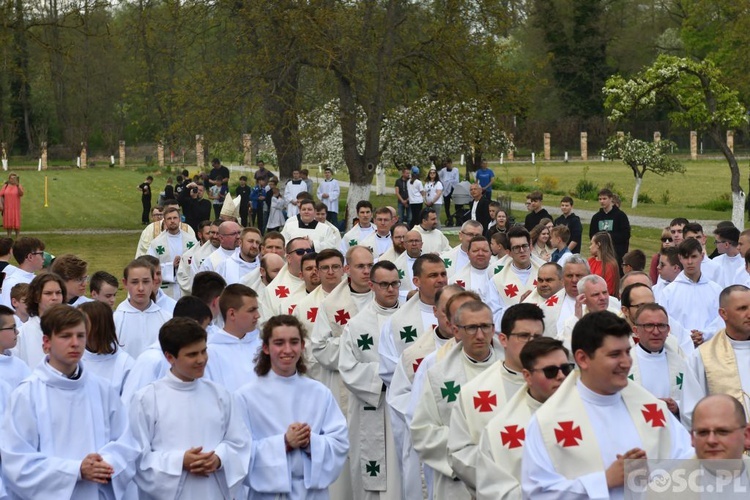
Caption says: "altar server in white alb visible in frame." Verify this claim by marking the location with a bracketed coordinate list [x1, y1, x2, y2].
[129, 317, 251, 500]
[360, 207, 396, 259]
[476, 337, 572, 500]
[14, 273, 66, 369]
[235, 314, 349, 499]
[338, 260, 402, 499]
[0, 305, 30, 388]
[0, 304, 140, 500]
[147, 206, 198, 298]
[316, 167, 340, 226]
[521, 310, 694, 499]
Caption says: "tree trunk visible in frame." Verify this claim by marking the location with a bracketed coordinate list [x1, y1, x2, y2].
[631, 176, 642, 209]
[263, 62, 303, 182]
[708, 128, 744, 227]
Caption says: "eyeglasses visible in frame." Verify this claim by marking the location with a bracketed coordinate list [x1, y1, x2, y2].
[288, 248, 315, 256]
[510, 244, 530, 253]
[636, 322, 670, 333]
[456, 323, 494, 335]
[661, 237, 672, 243]
[692, 427, 746, 439]
[0, 325, 17, 332]
[530, 363, 575, 379]
[352, 263, 373, 271]
[318, 264, 343, 273]
[75, 276, 90, 284]
[507, 332, 543, 342]
[405, 239, 422, 245]
[31, 251, 45, 256]
[371, 280, 401, 290]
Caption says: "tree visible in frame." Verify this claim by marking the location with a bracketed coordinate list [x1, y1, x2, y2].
[604, 55, 748, 226]
[601, 133, 684, 208]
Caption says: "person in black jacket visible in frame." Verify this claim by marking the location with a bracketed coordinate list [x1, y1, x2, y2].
[468, 183, 492, 235]
[589, 189, 630, 267]
[553, 196, 582, 253]
[524, 190, 551, 231]
[179, 182, 212, 232]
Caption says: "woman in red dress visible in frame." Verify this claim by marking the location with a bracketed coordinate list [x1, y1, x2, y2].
[588, 231, 620, 297]
[0, 173, 24, 237]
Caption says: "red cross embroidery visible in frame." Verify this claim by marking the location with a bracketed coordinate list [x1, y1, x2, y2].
[473, 391, 497, 412]
[307, 307, 318, 322]
[412, 357, 424, 373]
[288, 304, 297, 314]
[456, 279, 466, 288]
[500, 425, 525, 449]
[504, 283, 519, 298]
[642, 403, 666, 428]
[334, 309, 351, 325]
[554, 421, 582, 447]
[533, 279, 538, 286]
[275, 285, 290, 298]
[545, 295, 559, 306]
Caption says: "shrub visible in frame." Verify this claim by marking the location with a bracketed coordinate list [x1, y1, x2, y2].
[660, 190, 671, 205]
[637, 193, 654, 204]
[574, 179, 598, 200]
[540, 176, 559, 192]
[691, 193, 732, 212]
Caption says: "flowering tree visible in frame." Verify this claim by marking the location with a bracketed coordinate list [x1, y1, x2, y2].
[604, 55, 748, 225]
[602, 134, 684, 208]
[300, 100, 364, 172]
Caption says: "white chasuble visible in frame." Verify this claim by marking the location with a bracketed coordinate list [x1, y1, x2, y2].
[491, 261, 541, 309]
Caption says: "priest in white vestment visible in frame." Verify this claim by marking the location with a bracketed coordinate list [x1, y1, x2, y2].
[177, 225, 220, 296]
[491, 226, 542, 311]
[199, 221, 241, 273]
[449, 236, 505, 326]
[282, 199, 340, 252]
[340, 202, 376, 255]
[413, 208, 451, 255]
[259, 237, 312, 321]
[214, 228, 261, 285]
[393, 230, 423, 302]
[378, 224, 407, 264]
[521, 262, 564, 338]
[147, 207, 198, 299]
[440, 220, 484, 278]
[360, 208, 396, 259]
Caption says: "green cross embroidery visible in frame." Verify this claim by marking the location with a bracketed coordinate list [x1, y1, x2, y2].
[349, 239, 358, 247]
[357, 334, 374, 351]
[628, 373, 635, 381]
[676, 372, 683, 390]
[441, 381, 461, 402]
[493, 264, 504, 275]
[397, 269, 405, 279]
[399, 325, 418, 343]
[155, 245, 166, 255]
[186, 241, 195, 249]
[443, 258, 453, 268]
[366, 460, 380, 477]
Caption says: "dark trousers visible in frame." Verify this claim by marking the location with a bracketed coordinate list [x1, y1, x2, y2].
[213, 204, 222, 219]
[141, 197, 151, 224]
[443, 193, 453, 222]
[327, 211, 339, 228]
[409, 203, 423, 229]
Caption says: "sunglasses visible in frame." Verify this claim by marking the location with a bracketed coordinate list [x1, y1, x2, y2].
[530, 363, 575, 379]
[661, 237, 673, 243]
[288, 248, 315, 256]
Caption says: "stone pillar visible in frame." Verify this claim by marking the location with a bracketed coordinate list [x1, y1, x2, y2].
[80, 142, 87, 168]
[157, 140, 165, 168]
[543, 133, 551, 160]
[119, 141, 126, 167]
[690, 131, 698, 160]
[580, 132, 588, 161]
[41, 142, 48, 170]
[507, 134, 514, 161]
[727, 130, 734, 154]
[196, 134, 204, 169]
[242, 134, 253, 166]
[654, 131, 661, 143]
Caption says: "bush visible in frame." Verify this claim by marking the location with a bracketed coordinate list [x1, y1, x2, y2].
[540, 176, 559, 192]
[574, 179, 598, 200]
[661, 190, 671, 205]
[691, 193, 732, 212]
[637, 193, 654, 204]
[510, 176, 525, 187]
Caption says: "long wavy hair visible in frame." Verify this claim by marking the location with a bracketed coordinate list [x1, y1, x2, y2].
[254, 314, 308, 377]
[591, 231, 620, 296]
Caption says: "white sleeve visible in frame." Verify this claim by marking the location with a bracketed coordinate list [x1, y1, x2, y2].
[447, 394, 480, 490]
[212, 390, 253, 494]
[338, 326, 383, 407]
[680, 349, 708, 428]
[410, 377, 454, 478]
[303, 392, 350, 490]
[475, 425, 521, 500]
[377, 318, 398, 387]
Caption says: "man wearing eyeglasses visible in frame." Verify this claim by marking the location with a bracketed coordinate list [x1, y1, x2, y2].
[360, 207, 396, 259]
[441, 220, 484, 278]
[692, 394, 750, 461]
[448, 303, 544, 495]
[199, 220, 241, 273]
[522, 311, 693, 498]
[260, 237, 313, 320]
[338, 260, 402, 499]
[49, 254, 94, 307]
[411, 301, 503, 500]
[491, 226, 541, 310]
[476, 337, 571, 499]
[0, 237, 46, 308]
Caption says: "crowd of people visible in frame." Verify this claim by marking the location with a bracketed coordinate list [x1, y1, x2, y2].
[0, 160, 748, 499]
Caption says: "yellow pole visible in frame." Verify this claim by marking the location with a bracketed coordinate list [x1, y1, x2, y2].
[44, 176, 48, 208]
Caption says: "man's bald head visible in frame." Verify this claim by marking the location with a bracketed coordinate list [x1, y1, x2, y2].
[691, 394, 749, 461]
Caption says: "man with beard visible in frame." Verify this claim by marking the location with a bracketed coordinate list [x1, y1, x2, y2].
[379, 223, 408, 264]
[214, 227, 261, 285]
[147, 206, 198, 299]
[259, 237, 313, 320]
[414, 208, 451, 255]
[199, 221, 241, 273]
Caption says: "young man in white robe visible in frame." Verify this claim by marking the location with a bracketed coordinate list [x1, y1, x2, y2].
[214, 227, 261, 285]
[294, 249, 345, 382]
[440, 220, 483, 278]
[652, 246, 682, 302]
[114, 260, 171, 358]
[14, 273, 66, 369]
[340, 201, 376, 255]
[204, 284, 262, 392]
[413, 207, 451, 255]
[491, 226, 541, 311]
[177, 222, 220, 295]
[129, 317, 251, 499]
[682, 222, 721, 285]
[360, 207, 395, 259]
[0, 304, 31, 388]
[338, 260, 402, 499]
[147, 206, 198, 299]
[449, 236, 505, 325]
[49, 253, 94, 307]
[135, 255, 177, 316]
[447, 302, 543, 494]
[411, 301, 505, 500]
[311, 245, 374, 409]
[259, 237, 312, 321]
[660, 238, 724, 346]
[0, 236, 46, 309]
[711, 225, 744, 288]
[199, 221, 241, 273]
[476, 337, 572, 500]
[235, 314, 349, 499]
[393, 230, 423, 301]
[316, 167, 340, 226]
[135, 201, 195, 258]
[521, 310, 694, 499]
[683, 284, 750, 427]
[0, 304, 140, 499]
[314, 203, 343, 248]
[282, 199, 340, 252]
[378, 224, 407, 264]
[283, 169, 308, 218]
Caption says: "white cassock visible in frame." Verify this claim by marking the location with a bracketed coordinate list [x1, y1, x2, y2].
[114, 300, 171, 359]
[200, 247, 238, 273]
[0, 360, 140, 500]
[628, 336, 687, 414]
[283, 180, 308, 218]
[521, 375, 693, 500]
[259, 265, 305, 322]
[338, 300, 401, 499]
[129, 372, 252, 500]
[360, 232, 392, 259]
[375, 166, 386, 195]
[0, 379, 11, 498]
[214, 253, 259, 285]
[0, 351, 30, 389]
[0, 268, 33, 308]
[14, 316, 44, 369]
[282, 217, 340, 252]
[440, 245, 469, 279]
[154, 289, 177, 316]
[377, 247, 403, 265]
[413, 226, 451, 255]
[204, 329, 261, 392]
[147, 230, 198, 299]
[476, 385, 542, 500]
[82, 349, 135, 396]
[660, 271, 724, 341]
[411, 342, 503, 500]
[341, 225, 376, 256]
[712, 252, 744, 288]
[447, 361, 524, 494]
[682, 329, 750, 427]
[177, 241, 218, 295]
[450, 264, 505, 327]
[317, 178, 340, 214]
[120, 341, 169, 405]
[235, 370, 350, 499]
